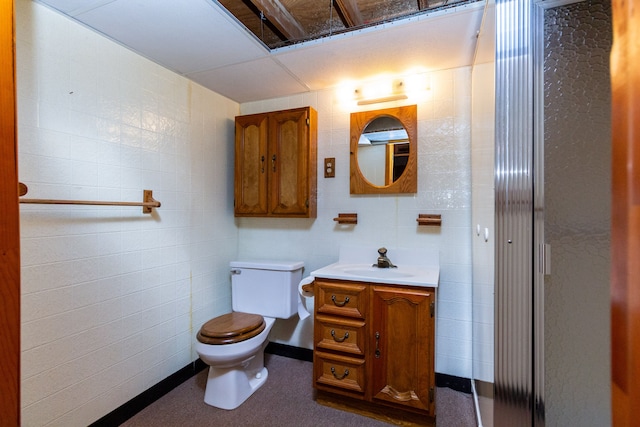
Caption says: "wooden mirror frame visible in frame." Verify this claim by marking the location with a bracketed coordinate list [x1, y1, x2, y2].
[350, 104, 417, 194]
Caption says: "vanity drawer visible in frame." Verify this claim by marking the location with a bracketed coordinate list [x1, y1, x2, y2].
[315, 314, 366, 356]
[315, 280, 368, 319]
[314, 351, 366, 395]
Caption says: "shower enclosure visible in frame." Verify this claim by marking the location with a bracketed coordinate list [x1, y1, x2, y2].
[492, 0, 611, 425]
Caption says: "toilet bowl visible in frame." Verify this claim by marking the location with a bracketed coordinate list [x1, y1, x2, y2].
[195, 260, 303, 410]
[195, 316, 275, 409]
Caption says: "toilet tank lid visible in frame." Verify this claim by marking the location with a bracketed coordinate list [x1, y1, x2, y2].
[230, 260, 304, 271]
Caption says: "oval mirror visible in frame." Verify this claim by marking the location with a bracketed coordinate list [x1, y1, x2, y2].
[350, 105, 417, 194]
[357, 116, 409, 186]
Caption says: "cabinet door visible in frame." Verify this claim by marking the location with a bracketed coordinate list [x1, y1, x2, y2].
[370, 285, 435, 414]
[268, 107, 316, 217]
[235, 113, 269, 215]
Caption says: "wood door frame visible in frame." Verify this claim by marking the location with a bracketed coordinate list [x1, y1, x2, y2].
[0, 0, 20, 424]
[610, 1, 640, 425]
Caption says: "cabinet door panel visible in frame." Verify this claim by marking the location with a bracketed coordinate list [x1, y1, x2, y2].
[235, 114, 268, 215]
[269, 108, 309, 215]
[370, 286, 435, 414]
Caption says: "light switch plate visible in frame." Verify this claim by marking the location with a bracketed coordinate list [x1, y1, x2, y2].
[324, 157, 335, 178]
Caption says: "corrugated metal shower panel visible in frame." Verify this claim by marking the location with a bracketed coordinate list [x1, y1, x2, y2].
[494, 0, 542, 425]
[532, 4, 546, 426]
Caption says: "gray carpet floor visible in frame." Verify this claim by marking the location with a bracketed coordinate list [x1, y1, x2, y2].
[121, 353, 476, 426]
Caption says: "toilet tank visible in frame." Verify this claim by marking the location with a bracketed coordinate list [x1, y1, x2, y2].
[230, 260, 304, 319]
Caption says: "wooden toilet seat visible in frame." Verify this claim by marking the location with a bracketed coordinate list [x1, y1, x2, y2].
[197, 312, 266, 345]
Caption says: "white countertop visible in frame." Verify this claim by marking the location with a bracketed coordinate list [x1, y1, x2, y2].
[310, 262, 439, 287]
[309, 245, 440, 287]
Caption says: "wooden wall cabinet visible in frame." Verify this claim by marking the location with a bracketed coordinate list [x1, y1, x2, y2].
[234, 106, 317, 218]
[313, 278, 436, 419]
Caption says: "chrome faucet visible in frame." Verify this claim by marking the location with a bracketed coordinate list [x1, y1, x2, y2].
[373, 247, 396, 268]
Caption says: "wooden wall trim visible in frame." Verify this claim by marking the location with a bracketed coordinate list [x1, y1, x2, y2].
[0, 0, 20, 424]
[610, 0, 640, 425]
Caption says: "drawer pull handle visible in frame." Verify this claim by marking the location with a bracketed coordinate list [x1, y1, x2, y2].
[375, 331, 381, 358]
[331, 295, 350, 307]
[331, 367, 349, 380]
[330, 329, 349, 342]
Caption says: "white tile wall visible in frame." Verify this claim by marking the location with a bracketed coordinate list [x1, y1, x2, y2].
[238, 67, 477, 381]
[17, 1, 238, 425]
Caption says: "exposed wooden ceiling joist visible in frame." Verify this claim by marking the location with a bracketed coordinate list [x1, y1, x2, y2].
[248, 0, 307, 41]
[334, 0, 365, 27]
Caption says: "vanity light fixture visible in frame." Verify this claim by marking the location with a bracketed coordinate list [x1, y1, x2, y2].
[338, 73, 430, 110]
[354, 78, 408, 105]
[356, 93, 408, 106]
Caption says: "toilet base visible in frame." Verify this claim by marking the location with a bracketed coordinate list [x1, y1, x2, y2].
[203, 357, 269, 410]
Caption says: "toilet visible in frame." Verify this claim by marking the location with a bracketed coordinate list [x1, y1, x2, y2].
[195, 260, 304, 410]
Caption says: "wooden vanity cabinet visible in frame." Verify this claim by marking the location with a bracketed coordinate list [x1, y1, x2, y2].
[234, 106, 317, 218]
[312, 278, 436, 418]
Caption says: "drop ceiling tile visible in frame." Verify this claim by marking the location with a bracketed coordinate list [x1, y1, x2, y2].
[274, 4, 484, 91]
[36, 0, 117, 15]
[186, 57, 310, 103]
[69, 0, 269, 74]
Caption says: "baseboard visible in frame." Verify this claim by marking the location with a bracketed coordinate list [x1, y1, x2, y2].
[89, 358, 207, 426]
[435, 373, 472, 394]
[265, 341, 313, 361]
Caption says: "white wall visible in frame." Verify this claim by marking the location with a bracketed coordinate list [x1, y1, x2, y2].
[17, 1, 238, 425]
[471, 61, 495, 384]
[238, 67, 476, 380]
